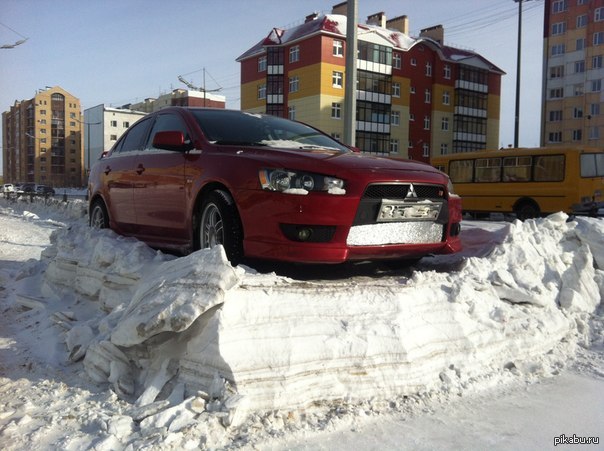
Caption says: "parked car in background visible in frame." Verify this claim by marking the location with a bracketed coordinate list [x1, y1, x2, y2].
[1, 183, 15, 194]
[36, 185, 56, 196]
[88, 107, 462, 265]
[18, 183, 36, 194]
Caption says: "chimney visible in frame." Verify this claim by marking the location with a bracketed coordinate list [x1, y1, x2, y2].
[332, 2, 347, 15]
[420, 25, 444, 45]
[367, 12, 386, 28]
[305, 12, 319, 23]
[386, 15, 409, 34]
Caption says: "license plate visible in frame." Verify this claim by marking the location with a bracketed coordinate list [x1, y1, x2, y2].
[377, 200, 442, 222]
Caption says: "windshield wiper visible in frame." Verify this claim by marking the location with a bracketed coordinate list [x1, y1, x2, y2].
[213, 140, 267, 146]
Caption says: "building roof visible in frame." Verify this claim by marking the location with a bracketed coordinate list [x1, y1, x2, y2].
[237, 13, 504, 74]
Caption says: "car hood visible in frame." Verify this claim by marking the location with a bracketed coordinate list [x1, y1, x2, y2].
[235, 146, 442, 176]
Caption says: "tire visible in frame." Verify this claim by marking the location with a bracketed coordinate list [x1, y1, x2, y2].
[89, 199, 109, 229]
[515, 201, 540, 220]
[197, 190, 243, 265]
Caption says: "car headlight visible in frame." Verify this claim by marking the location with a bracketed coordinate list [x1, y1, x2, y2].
[447, 178, 456, 196]
[259, 169, 344, 193]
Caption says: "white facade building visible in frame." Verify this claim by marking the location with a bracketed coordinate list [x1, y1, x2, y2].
[83, 105, 146, 171]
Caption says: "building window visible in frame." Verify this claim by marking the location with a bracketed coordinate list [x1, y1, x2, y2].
[589, 127, 600, 140]
[391, 110, 400, 126]
[392, 82, 400, 97]
[411, 58, 417, 66]
[552, 0, 567, 13]
[550, 65, 564, 78]
[596, 7, 604, 21]
[110, 120, 117, 127]
[574, 107, 583, 118]
[576, 38, 586, 50]
[577, 14, 588, 28]
[444, 65, 451, 79]
[40, 128, 46, 134]
[333, 40, 343, 57]
[443, 91, 450, 105]
[572, 129, 582, 141]
[332, 71, 343, 88]
[441, 117, 449, 131]
[69, 112, 76, 118]
[40, 109, 46, 115]
[258, 56, 267, 72]
[288, 106, 296, 121]
[424, 116, 430, 130]
[422, 144, 430, 158]
[257, 83, 266, 100]
[591, 103, 601, 116]
[549, 88, 564, 98]
[552, 22, 566, 35]
[440, 143, 448, 155]
[549, 110, 563, 121]
[410, 86, 416, 94]
[594, 32, 604, 45]
[425, 62, 432, 76]
[289, 45, 300, 63]
[110, 134, 117, 140]
[549, 131, 562, 143]
[389, 139, 399, 153]
[123, 121, 130, 128]
[409, 113, 415, 121]
[593, 55, 603, 69]
[591, 79, 602, 92]
[69, 121, 76, 126]
[551, 44, 565, 55]
[575, 60, 585, 73]
[574, 84, 584, 96]
[393, 53, 401, 69]
[331, 132, 341, 140]
[289, 76, 299, 93]
[331, 102, 341, 119]
[424, 89, 431, 103]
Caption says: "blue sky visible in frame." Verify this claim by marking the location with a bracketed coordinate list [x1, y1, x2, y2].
[1, 0, 545, 168]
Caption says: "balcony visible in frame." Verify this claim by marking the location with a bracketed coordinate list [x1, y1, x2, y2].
[454, 106, 487, 118]
[455, 80, 488, 93]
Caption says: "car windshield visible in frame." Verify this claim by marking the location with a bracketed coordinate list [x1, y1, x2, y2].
[191, 109, 350, 153]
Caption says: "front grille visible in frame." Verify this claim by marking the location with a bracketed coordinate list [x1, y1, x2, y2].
[354, 183, 448, 226]
[363, 184, 445, 200]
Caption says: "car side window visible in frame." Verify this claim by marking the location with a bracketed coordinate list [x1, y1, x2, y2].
[118, 117, 153, 153]
[145, 113, 190, 150]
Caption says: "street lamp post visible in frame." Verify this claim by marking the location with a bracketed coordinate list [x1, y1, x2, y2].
[513, 0, 532, 148]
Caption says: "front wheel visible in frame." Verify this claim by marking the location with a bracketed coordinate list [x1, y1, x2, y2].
[515, 201, 540, 220]
[89, 199, 109, 229]
[197, 190, 243, 265]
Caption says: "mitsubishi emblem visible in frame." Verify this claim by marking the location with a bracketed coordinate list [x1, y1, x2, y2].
[406, 183, 418, 198]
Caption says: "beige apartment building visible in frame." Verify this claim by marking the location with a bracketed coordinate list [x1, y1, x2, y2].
[2, 86, 84, 187]
[542, 0, 604, 147]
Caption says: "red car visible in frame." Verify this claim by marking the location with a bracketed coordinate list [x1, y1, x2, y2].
[88, 107, 461, 264]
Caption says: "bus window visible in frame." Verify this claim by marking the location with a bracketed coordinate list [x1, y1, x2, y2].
[449, 160, 473, 183]
[580, 153, 604, 177]
[503, 156, 532, 182]
[534, 155, 565, 181]
[475, 158, 501, 182]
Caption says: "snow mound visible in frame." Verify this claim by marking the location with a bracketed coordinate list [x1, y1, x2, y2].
[37, 214, 603, 427]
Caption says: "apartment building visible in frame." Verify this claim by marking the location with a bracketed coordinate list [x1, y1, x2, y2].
[237, 3, 503, 162]
[2, 86, 84, 187]
[128, 88, 226, 113]
[542, 0, 604, 146]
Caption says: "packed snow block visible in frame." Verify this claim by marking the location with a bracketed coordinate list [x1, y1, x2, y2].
[574, 216, 604, 270]
[110, 246, 240, 347]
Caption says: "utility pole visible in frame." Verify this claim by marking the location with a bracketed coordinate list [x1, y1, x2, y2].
[343, 0, 358, 147]
[513, 0, 530, 148]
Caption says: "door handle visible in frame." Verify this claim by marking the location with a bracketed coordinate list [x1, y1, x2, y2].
[136, 164, 145, 175]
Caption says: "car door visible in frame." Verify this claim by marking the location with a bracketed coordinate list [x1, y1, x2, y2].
[103, 116, 153, 231]
[132, 111, 189, 243]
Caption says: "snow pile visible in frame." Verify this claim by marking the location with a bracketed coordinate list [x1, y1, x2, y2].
[35, 214, 602, 430]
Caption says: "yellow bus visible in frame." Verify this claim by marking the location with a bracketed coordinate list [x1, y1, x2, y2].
[431, 147, 604, 219]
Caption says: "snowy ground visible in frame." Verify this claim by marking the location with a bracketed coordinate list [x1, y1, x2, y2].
[0, 196, 602, 450]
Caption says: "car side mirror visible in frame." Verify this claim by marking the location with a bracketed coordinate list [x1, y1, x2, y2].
[153, 131, 193, 152]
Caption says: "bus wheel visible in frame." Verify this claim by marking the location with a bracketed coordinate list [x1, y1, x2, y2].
[515, 201, 540, 220]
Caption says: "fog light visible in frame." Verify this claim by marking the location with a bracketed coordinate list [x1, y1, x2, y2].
[297, 228, 313, 241]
